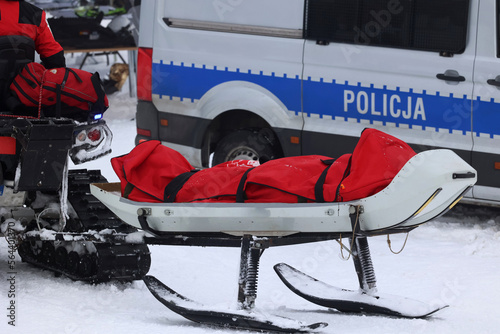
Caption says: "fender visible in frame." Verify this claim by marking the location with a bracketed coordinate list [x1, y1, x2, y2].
[196, 81, 303, 131]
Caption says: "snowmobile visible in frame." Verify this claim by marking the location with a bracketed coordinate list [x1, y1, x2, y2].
[0, 117, 150, 282]
[0, 36, 150, 283]
[89, 129, 477, 332]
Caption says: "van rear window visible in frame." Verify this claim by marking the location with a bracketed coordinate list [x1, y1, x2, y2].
[304, 0, 469, 54]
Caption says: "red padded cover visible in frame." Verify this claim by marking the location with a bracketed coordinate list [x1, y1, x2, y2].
[10, 62, 108, 120]
[111, 129, 416, 203]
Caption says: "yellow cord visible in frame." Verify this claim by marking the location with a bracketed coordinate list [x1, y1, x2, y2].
[387, 233, 410, 254]
[336, 235, 353, 260]
[337, 207, 361, 260]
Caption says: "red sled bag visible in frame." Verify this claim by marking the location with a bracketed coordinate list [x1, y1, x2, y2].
[112, 129, 416, 204]
[9, 62, 108, 121]
[111, 141, 259, 203]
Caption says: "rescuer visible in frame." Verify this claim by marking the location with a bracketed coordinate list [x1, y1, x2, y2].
[0, 0, 65, 68]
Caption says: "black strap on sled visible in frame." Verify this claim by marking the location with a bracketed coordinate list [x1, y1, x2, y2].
[66, 68, 83, 83]
[314, 159, 335, 203]
[123, 182, 136, 199]
[334, 156, 352, 202]
[55, 69, 72, 118]
[236, 167, 255, 203]
[163, 169, 199, 203]
[90, 72, 107, 112]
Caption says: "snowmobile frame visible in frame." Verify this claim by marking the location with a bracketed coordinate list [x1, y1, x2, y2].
[90, 148, 476, 332]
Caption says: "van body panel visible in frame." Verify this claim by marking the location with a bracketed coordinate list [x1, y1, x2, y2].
[471, 0, 500, 196]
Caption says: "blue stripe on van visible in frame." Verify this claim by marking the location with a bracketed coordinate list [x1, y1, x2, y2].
[303, 78, 472, 135]
[152, 61, 499, 138]
[152, 61, 302, 114]
[473, 98, 500, 138]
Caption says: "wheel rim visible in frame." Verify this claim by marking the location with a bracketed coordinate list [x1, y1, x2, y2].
[226, 147, 260, 161]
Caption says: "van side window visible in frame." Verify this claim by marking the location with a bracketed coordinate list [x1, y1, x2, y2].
[304, 0, 469, 54]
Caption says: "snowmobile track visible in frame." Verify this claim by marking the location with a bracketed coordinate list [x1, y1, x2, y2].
[18, 169, 151, 283]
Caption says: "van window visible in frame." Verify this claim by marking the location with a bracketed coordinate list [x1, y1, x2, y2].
[304, 0, 469, 54]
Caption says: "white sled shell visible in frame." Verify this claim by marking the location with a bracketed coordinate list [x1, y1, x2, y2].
[90, 149, 476, 236]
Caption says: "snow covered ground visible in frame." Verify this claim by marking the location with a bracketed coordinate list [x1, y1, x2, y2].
[2, 53, 500, 334]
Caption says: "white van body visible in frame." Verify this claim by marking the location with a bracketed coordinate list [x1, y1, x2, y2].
[135, 0, 500, 206]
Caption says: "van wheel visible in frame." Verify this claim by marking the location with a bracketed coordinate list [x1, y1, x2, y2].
[212, 129, 280, 166]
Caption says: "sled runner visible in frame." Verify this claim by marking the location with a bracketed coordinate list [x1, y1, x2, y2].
[90, 131, 476, 332]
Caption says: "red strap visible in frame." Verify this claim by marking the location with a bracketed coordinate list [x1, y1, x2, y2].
[37, 69, 47, 119]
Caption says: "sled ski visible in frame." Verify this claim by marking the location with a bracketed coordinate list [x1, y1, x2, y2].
[274, 263, 446, 318]
[143, 275, 327, 333]
[270, 205, 447, 318]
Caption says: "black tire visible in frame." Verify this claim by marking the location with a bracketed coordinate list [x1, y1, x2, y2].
[212, 129, 281, 166]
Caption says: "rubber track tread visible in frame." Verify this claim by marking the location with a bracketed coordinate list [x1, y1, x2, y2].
[19, 169, 151, 282]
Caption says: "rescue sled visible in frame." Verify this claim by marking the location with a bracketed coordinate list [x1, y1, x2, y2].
[90, 142, 476, 332]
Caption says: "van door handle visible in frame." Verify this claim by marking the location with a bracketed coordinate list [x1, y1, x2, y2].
[436, 71, 466, 82]
[487, 78, 500, 87]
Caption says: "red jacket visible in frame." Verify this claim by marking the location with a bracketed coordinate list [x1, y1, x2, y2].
[0, 0, 65, 68]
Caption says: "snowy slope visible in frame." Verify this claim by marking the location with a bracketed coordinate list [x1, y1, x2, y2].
[2, 53, 500, 334]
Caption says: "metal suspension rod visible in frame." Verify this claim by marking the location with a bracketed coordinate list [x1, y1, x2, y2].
[238, 235, 265, 309]
[349, 205, 377, 294]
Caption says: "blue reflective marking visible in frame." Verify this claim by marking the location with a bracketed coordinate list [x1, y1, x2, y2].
[473, 98, 500, 138]
[152, 62, 301, 114]
[0, 185, 4, 196]
[303, 79, 471, 134]
[152, 62, 500, 138]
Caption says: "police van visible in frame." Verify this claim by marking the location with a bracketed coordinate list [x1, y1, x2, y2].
[135, 0, 500, 206]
